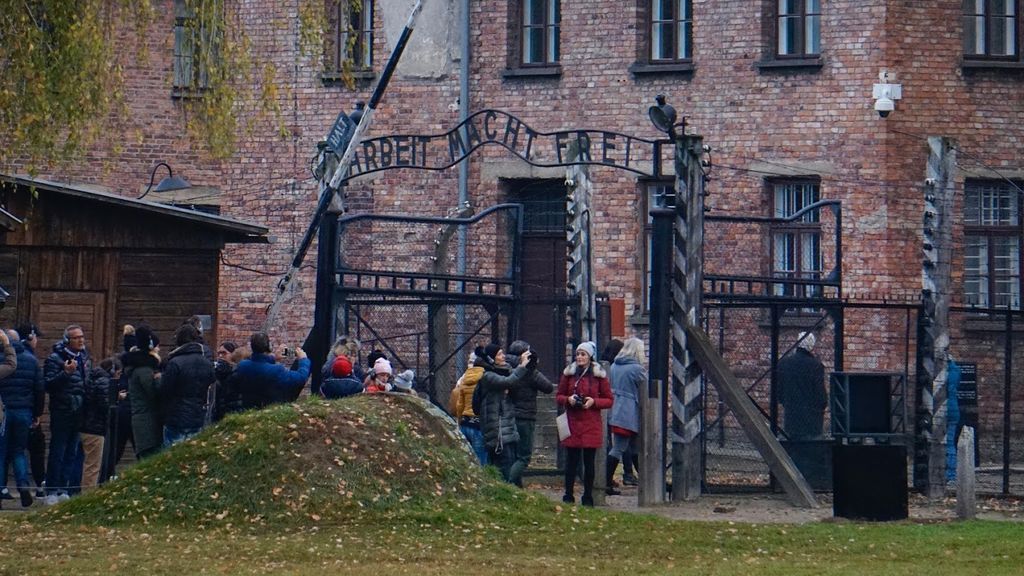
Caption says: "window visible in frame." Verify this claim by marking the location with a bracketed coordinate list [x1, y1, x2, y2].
[776, 0, 820, 58]
[327, 0, 374, 74]
[964, 180, 1022, 308]
[641, 181, 676, 313]
[650, 0, 693, 63]
[963, 0, 1018, 59]
[173, 0, 217, 93]
[521, 0, 560, 65]
[771, 180, 822, 300]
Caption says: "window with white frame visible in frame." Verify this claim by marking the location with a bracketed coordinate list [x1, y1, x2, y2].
[963, 0, 1018, 59]
[964, 180, 1022, 308]
[650, 0, 693, 63]
[521, 0, 560, 65]
[771, 180, 822, 300]
[776, 0, 820, 58]
[328, 0, 373, 74]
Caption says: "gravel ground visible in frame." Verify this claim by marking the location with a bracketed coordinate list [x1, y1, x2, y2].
[530, 483, 1024, 524]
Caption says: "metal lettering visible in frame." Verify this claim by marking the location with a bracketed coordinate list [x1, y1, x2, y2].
[336, 110, 663, 182]
[602, 132, 617, 165]
[394, 136, 411, 166]
[483, 110, 499, 141]
[577, 132, 593, 162]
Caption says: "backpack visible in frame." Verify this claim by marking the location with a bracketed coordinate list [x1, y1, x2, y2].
[471, 381, 485, 417]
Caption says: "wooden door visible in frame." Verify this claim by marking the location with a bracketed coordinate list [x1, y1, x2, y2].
[30, 290, 108, 358]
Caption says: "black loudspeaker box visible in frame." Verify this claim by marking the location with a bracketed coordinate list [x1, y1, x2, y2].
[847, 374, 891, 434]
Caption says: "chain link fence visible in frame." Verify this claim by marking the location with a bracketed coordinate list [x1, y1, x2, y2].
[947, 306, 1024, 496]
[700, 302, 922, 493]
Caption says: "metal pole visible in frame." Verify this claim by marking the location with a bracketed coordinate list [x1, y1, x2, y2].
[642, 207, 673, 506]
[1003, 308, 1012, 495]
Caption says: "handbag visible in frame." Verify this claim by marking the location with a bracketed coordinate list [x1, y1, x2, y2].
[556, 411, 571, 441]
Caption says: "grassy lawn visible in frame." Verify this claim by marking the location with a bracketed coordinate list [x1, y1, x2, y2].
[2, 397, 1019, 575]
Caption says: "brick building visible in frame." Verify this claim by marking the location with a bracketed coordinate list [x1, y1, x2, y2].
[4, 1, 1024, 490]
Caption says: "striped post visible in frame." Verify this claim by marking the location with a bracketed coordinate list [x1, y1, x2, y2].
[670, 134, 705, 501]
[915, 136, 955, 497]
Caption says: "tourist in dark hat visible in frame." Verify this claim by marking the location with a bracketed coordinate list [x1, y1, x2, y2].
[123, 325, 163, 460]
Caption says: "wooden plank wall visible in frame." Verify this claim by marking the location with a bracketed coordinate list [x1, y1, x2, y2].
[117, 251, 219, 352]
[0, 248, 219, 359]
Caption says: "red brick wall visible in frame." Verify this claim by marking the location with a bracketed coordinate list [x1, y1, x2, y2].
[6, 2, 1024, 398]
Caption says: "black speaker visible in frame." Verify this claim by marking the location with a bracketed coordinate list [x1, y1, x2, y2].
[832, 444, 908, 521]
[848, 374, 891, 434]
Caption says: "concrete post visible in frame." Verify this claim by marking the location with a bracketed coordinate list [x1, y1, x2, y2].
[956, 426, 976, 519]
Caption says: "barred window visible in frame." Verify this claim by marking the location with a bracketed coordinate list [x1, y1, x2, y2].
[964, 180, 1022, 308]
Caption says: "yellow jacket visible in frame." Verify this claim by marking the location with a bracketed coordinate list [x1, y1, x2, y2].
[452, 366, 484, 418]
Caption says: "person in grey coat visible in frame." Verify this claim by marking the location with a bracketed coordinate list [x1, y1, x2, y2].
[505, 340, 554, 487]
[606, 337, 646, 495]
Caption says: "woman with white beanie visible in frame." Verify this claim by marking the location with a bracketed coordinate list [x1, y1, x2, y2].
[556, 341, 613, 506]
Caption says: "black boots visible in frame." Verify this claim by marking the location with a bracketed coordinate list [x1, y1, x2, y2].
[605, 455, 621, 496]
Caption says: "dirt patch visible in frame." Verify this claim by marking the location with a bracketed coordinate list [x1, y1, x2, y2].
[529, 484, 1024, 524]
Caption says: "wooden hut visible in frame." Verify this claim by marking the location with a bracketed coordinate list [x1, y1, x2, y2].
[0, 174, 267, 357]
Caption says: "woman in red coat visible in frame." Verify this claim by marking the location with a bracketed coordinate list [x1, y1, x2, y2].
[556, 341, 613, 506]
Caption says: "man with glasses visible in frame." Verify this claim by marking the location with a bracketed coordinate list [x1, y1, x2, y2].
[43, 324, 90, 504]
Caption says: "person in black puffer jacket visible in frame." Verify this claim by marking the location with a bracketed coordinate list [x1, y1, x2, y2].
[81, 359, 115, 490]
[0, 330, 43, 507]
[474, 342, 534, 483]
[159, 324, 215, 447]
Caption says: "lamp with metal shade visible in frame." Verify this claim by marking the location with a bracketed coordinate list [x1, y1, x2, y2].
[648, 94, 680, 141]
[137, 162, 192, 200]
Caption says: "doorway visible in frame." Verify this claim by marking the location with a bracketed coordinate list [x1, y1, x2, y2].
[508, 179, 571, 380]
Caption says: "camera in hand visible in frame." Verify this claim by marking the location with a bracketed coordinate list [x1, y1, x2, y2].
[526, 351, 539, 369]
[572, 394, 585, 408]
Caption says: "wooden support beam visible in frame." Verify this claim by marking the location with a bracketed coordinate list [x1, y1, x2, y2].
[685, 324, 818, 509]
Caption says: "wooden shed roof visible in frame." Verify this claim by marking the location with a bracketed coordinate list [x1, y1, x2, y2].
[0, 174, 268, 244]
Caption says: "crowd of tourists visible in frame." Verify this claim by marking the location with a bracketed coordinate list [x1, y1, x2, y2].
[0, 315, 650, 509]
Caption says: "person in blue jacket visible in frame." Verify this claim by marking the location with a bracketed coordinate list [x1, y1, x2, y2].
[229, 332, 310, 410]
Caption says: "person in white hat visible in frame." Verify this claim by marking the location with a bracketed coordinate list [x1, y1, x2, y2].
[557, 341, 613, 507]
[777, 332, 826, 439]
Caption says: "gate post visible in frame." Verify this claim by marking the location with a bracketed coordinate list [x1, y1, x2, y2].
[644, 208, 674, 505]
[566, 157, 596, 343]
[305, 188, 344, 396]
[915, 136, 955, 497]
[670, 132, 705, 502]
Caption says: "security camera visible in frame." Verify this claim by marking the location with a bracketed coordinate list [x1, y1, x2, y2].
[875, 96, 894, 118]
[872, 80, 901, 119]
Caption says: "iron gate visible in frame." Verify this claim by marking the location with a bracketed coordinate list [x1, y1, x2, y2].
[332, 204, 523, 406]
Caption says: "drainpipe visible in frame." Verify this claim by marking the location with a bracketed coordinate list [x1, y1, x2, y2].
[456, 0, 470, 374]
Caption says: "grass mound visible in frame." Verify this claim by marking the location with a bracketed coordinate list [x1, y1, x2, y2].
[40, 394, 541, 530]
